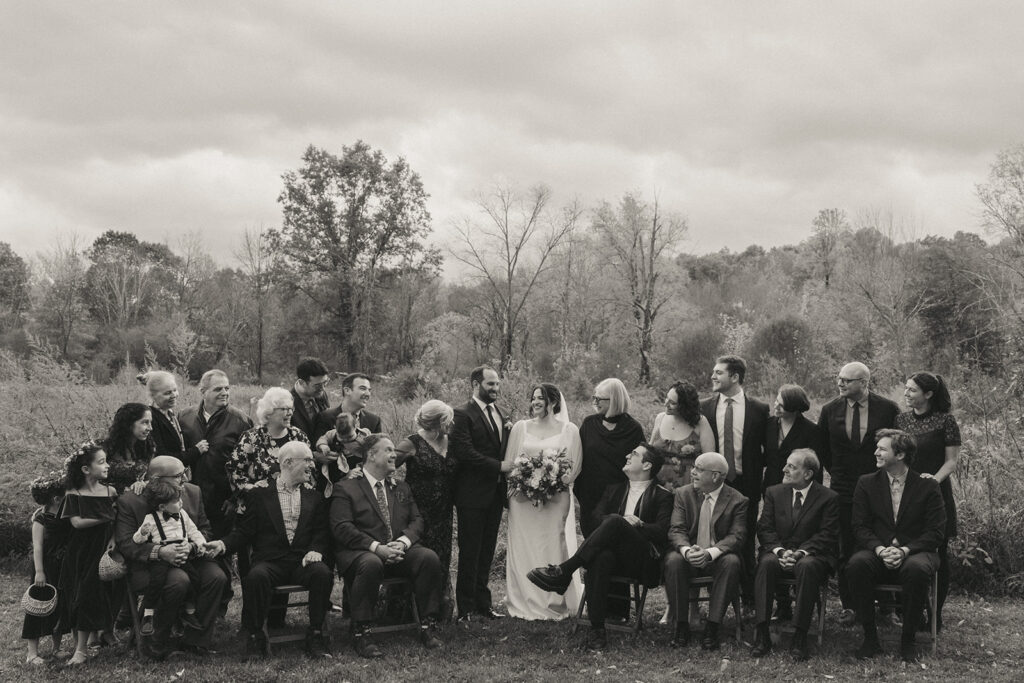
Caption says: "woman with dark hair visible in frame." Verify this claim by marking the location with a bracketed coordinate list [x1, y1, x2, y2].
[763, 384, 823, 489]
[897, 372, 960, 630]
[104, 403, 156, 494]
[576, 378, 646, 538]
[650, 380, 715, 488]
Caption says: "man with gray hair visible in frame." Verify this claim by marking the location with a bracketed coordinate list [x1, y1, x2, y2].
[816, 361, 899, 623]
[663, 452, 748, 651]
[751, 448, 840, 661]
[145, 371, 209, 465]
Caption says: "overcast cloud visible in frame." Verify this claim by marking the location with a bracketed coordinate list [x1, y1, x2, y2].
[1, 1, 1021, 267]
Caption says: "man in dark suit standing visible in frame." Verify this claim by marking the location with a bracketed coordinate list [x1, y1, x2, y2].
[817, 361, 899, 623]
[290, 357, 331, 441]
[114, 456, 228, 660]
[845, 429, 945, 663]
[330, 434, 443, 657]
[527, 443, 673, 650]
[208, 442, 333, 659]
[700, 354, 769, 603]
[663, 452, 748, 651]
[751, 449, 839, 661]
[449, 365, 514, 622]
[313, 372, 383, 441]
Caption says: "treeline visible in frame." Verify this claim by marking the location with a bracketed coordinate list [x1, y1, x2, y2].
[2, 142, 1024, 402]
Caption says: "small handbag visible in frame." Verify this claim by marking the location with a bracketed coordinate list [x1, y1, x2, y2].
[22, 583, 58, 617]
[98, 540, 127, 581]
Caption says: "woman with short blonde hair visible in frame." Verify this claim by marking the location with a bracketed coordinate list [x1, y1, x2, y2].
[228, 387, 309, 504]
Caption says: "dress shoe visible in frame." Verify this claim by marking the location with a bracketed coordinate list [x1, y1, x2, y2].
[479, 608, 505, 619]
[140, 614, 155, 636]
[838, 608, 857, 627]
[245, 631, 271, 659]
[773, 601, 794, 622]
[900, 635, 918, 663]
[353, 626, 383, 659]
[527, 565, 572, 595]
[585, 626, 607, 651]
[670, 622, 691, 648]
[701, 621, 721, 651]
[305, 628, 331, 658]
[420, 620, 443, 649]
[854, 635, 882, 660]
[789, 630, 810, 662]
[180, 612, 202, 631]
[750, 624, 772, 657]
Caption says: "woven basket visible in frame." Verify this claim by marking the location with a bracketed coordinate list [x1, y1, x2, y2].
[98, 547, 127, 581]
[22, 583, 58, 617]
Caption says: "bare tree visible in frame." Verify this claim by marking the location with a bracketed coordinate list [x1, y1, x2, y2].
[592, 193, 687, 384]
[977, 143, 1024, 246]
[809, 208, 850, 288]
[450, 184, 580, 371]
[236, 226, 278, 382]
[33, 235, 89, 358]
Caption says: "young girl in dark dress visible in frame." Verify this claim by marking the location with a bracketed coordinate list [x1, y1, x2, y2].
[22, 471, 70, 666]
[58, 441, 117, 667]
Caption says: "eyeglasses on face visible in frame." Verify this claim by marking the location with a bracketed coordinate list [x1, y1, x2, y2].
[836, 377, 864, 385]
[592, 396, 610, 403]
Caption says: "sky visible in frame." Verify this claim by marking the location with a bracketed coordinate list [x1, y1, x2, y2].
[1, 1, 1021, 271]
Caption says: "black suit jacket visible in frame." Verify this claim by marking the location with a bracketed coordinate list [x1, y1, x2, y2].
[222, 480, 330, 564]
[150, 407, 202, 467]
[700, 393, 769, 498]
[592, 481, 673, 586]
[757, 481, 840, 568]
[817, 392, 900, 500]
[115, 482, 212, 569]
[763, 414, 824, 490]
[330, 476, 424, 575]
[312, 407, 382, 443]
[851, 468, 945, 555]
[290, 388, 330, 441]
[449, 400, 510, 508]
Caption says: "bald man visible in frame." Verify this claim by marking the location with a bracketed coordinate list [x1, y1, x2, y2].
[115, 456, 229, 660]
[816, 362, 899, 620]
[663, 452, 748, 651]
[145, 371, 209, 466]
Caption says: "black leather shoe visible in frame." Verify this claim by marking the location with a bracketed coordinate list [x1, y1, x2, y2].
[420, 620, 443, 649]
[750, 624, 772, 657]
[900, 636, 918, 663]
[527, 565, 572, 595]
[854, 635, 882, 660]
[701, 621, 721, 651]
[144, 640, 183, 662]
[773, 601, 794, 622]
[245, 631, 271, 659]
[585, 627, 607, 651]
[305, 628, 331, 658]
[670, 622, 691, 648]
[789, 630, 810, 662]
[353, 627, 383, 659]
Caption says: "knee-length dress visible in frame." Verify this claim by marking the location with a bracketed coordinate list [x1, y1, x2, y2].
[21, 507, 70, 639]
[402, 434, 458, 584]
[58, 490, 116, 633]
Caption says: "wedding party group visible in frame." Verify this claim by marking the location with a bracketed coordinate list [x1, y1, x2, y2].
[20, 354, 959, 668]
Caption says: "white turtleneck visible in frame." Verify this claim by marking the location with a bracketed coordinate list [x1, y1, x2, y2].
[624, 479, 652, 516]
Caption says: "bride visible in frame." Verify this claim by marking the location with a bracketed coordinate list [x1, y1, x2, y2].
[504, 383, 583, 620]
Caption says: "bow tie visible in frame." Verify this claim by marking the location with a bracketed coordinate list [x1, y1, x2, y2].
[162, 511, 181, 522]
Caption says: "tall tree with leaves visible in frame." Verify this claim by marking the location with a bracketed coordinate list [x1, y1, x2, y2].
[0, 242, 29, 332]
[809, 208, 850, 288]
[32, 236, 89, 357]
[271, 142, 439, 369]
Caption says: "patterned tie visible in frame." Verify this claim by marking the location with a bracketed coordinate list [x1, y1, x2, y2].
[851, 401, 862, 446]
[697, 493, 714, 548]
[793, 490, 803, 518]
[723, 398, 736, 479]
[375, 481, 393, 541]
[890, 477, 903, 520]
[166, 408, 185, 450]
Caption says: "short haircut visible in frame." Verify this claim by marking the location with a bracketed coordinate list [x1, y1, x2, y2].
[716, 355, 747, 384]
[342, 372, 371, 392]
[296, 357, 328, 382]
[198, 369, 229, 393]
[470, 365, 496, 387]
[788, 447, 820, 476]
[255, 387, 293, 425]
[334, 411, 357, 430]
[415, 400, 454, 432]
[638, 443, 665, 479]
[357, 433, 390, 462]
[144, 370, 176, 396]
[876, 428, 917, 466]
[530, 383, 562, 417]
[595, 378, 631, 418]
[278, 441, 313, 464]
[778, 384, 811, 413]
[143, 479, 182, 509]
[908, 372, 952, 413]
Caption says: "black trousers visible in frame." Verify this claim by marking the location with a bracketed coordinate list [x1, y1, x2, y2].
[836, 497, 856, 609]
[754, 552, 830, 631]
[143, 560, 200, 611]
[726, 478, 758, 602]
[566, 516, 652, 627]
[241, 558, 334, 634]
[130, 557, 228, 647]
[455, 493, 503, 616]
[664, 551, 742, 624]
[844, 550, 939, 637]
[344, 546, 442, 624]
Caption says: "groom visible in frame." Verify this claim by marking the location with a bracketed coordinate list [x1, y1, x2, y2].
[450, 365, 513, 622]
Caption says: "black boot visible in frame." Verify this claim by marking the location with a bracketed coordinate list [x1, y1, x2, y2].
[670, 622, 691, 648]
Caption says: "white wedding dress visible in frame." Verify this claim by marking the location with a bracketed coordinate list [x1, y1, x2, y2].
[504, 419, 584, 620]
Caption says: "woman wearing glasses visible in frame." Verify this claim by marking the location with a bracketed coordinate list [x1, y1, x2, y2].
[650, 380, 715, 489]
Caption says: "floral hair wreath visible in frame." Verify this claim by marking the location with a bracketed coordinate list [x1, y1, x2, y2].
[30, 470, 67, 498]
[63, 439, 103, 469]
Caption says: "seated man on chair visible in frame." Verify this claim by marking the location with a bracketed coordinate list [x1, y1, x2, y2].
[844, 429, 945, 663]
[526, 443, 673, 650]
[330, 434, 443, 658]
[114, 456, 228, 660]
[207, 442, 334, 659]
[663, 452, 748, 651]
[751, 448, 839, 661]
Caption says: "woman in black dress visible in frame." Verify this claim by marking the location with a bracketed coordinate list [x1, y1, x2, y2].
[897, 372, 960, 630]
[395, 399, 458, 620]
[763, 384, 823, 490]
[58, 441, 117, 667]
[104, 402, 156, 494]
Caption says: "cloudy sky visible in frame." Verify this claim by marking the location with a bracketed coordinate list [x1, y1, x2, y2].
[1, 1, 1021, 270]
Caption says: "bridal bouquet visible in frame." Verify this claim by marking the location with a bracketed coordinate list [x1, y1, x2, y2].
[506, 447, 572, 507]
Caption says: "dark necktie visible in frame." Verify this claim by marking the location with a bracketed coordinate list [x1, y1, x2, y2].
[851, 402, 862, 446]
[167, 408, 185, 450]
[486, 404, 500, 437]
[723, 398, 736, 479]
[793, 490, 803, 518]
[375, 481, 393, 541]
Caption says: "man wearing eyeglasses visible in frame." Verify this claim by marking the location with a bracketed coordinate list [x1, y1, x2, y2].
[291, 358, 331, 441]
[816, 362, 899, 624]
